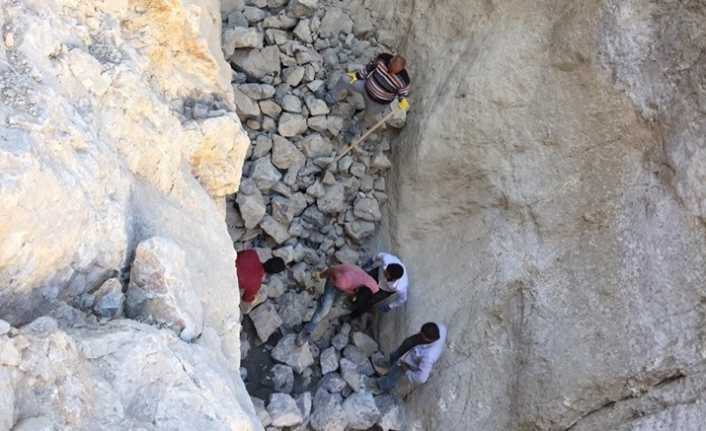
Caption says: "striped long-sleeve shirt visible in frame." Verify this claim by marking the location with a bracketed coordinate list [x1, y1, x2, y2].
[358, 53, 411, 105]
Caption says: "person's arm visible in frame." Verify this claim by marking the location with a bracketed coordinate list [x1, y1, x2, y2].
[389, 334, 423, 364]
[406, 354, 433, 384]
[382, 286, 407, 310]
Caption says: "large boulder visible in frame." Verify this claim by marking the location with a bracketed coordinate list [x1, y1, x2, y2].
[126, 237, 204, 341]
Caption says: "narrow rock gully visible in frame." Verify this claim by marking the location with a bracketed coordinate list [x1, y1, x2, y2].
[222, 1, 406, 430]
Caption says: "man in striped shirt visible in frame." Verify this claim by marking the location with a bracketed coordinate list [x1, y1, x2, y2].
[326, 53, 411, 126]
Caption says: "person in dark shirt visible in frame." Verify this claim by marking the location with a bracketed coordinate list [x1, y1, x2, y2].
[326, 53, 411, 127]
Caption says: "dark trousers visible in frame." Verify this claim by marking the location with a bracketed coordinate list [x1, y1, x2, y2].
[350, 266, 393, 318]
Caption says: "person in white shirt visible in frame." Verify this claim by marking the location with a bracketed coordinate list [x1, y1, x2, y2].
[350, 252, 409, 319]
[377, 322, 447, 392]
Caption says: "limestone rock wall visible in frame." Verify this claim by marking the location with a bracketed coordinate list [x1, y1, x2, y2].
[0, 0, 258, 429]
[377, 1, 706, 430]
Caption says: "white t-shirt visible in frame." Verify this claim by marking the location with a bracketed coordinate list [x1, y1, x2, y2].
[402, 323, 447, 384]
[375, 252, 408, 309]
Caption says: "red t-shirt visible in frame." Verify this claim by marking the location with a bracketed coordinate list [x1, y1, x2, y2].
[329, 264, 379, 295]
[236, 250, 265, 303]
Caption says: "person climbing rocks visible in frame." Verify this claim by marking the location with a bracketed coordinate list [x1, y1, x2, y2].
[326, 53, 411, 129]
[377, 322, 447, 393]
[296, 263, 379, 346]
[349, 252, 408, 319]
[236, 249, 286, 312]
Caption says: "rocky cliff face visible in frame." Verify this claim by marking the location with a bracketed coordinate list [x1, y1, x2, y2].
[377, 0, 706, 430]
[0, 0, 258, 429]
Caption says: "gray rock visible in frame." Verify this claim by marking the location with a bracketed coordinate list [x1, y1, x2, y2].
[222, 0, 246, 14]
[344, 220, 376, 242]
[317, 183, 345, 214]
[249, 301, 282, 342]
[349, 4, 374, 37]
[265, 28, 290, 45]
[353, 197, 382, 221]
[337, 156, 353, 173]
[226, 10, 249, 28]
[350, 162, 366, 178]
[343, 392, 380, 430]
[126, 237, 203, 341]
[331, 332, 348, 351]
[319, 7, 353, 35]
[278, 113, 308, 137]
[252, 135, 273, 158]
[263, 14, 298, 29]
[272, 193, 308, 224]
[305, 96, 330, 116]
[271, 333, 315, 373]
[237, 179, 266, 228]
[335, 247, 359, 265]
[92, 278, 124, 319]
[307, 115, 328, 133]
[322, 170, 336, 185]
[250, 157, 281, 192]
[272, 135, 305, 169]
[301, 134, 333, 158]
[297, 391, 313, 420]
[351, 332, 378, 356]
[273, 245, 296, 263]
[320, 373, 348, 393]
[311, 389, 348, 431]
[233, 87, 261, 119]
[252, 397, 272, 429]
[343, 345, 371, 369]
[293, 19, 313, 43]
[271, 364, 294, 393]
[359, 176, 374, 192]
[302, 206, 327, 227]
[268, 393, 304, 427]
[223, 27, 263, 57]
[339, 358, 364, 392]
[374, 177, 385, 191]
[321, 346, 340, 375]
[261, 116, 276, 131]
[307, 181, 326, 198]
[288, 0, 318, 17]
[371, 152, 392, 170]
[10, 417, 56, 431]
[260, 215, 290, 244]
[283, 66, 306, 86]
[232, 46, 281, 79]
[239, 83, 276, 100]
[375, 395, 404, 431]
[278, 290, 314, 328]
[266, 274, 287, 299]
[0, 320, 9, 336]
[260, 100, 282, 118]
[243, 6, 267, 23]
[281, 94, 303, 113]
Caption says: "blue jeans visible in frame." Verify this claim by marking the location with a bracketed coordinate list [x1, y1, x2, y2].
[304, 279, 341, 334]
[378, 363, 404, 392]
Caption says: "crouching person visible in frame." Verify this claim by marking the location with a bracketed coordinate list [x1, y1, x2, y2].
[296, 263, 379, 346]
[377, 322, 447, 393]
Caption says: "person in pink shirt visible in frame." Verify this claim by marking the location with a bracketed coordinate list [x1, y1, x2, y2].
[296, 264, 379, 346]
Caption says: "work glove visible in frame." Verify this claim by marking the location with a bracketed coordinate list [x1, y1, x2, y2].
[377, 303, 391, 313]
[345, 71, 358, 83]
[398, 98, 410, 111]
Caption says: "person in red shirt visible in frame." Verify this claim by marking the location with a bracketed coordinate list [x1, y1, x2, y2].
[296, 263, 379, 346]
[236, 250, 285, 307]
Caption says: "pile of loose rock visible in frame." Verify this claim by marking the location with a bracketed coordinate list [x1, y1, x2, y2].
[222, 0, 406, 429]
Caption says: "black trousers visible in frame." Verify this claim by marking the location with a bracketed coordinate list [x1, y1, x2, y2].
[350, 266, 393, 318]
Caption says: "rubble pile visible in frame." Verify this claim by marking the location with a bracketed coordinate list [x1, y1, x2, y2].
[222, 0, 407, 429]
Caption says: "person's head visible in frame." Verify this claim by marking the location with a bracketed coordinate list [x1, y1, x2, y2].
[389, 55, 407, 74]
[263, 257, 286, 274]
[419, 322, 440, 344]
[384, 263, 404, 282]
